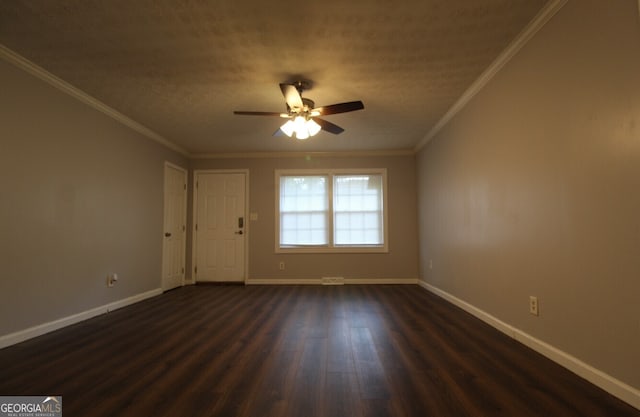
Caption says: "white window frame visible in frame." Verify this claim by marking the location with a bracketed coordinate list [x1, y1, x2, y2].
[275, 168, 388, 253]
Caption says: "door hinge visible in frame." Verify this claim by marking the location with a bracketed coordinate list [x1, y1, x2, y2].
[182, 225, 186, 232]
[194, 266, 198, 274]
[195, 224, 198, 231]
[182, 267, 185, 274]
[184, 183, 187, 190]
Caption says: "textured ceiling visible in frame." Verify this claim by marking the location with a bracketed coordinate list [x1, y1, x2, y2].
[0, 0, 549, 155]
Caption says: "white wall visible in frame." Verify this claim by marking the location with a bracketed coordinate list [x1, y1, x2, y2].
[0, 58, 187, 338]
[417, 0, 640, 395]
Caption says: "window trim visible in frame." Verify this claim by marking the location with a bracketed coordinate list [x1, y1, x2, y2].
[275, 168, 388, 254]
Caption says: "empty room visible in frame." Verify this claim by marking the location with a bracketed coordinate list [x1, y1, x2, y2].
[1, 1, 639, 416]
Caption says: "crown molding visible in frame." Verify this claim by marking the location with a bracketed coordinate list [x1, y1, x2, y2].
[190, 149, 415, 159]
[2, 0, 568, 161]
[414, 0, 568, 152]
[0, 47, 417, 161]
[0, 44, 190, 156]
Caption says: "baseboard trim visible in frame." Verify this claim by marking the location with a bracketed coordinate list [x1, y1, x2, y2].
[346, 277, 418, 285]
[417, 280, 640, 410]
[245, 278, 418, 285]
[0, 288, 163, 349]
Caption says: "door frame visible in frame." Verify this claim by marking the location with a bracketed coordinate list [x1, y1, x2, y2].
[162, 161, 188, 291]
[192, 169, 250, 284]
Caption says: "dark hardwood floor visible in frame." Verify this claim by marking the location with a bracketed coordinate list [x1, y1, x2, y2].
[0, 285, 637, 417]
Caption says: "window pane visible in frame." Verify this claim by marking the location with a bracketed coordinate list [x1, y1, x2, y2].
[280, 176, 328, 246]
[334, 175, 383, 245]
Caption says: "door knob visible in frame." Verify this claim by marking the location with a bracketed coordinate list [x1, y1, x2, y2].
[234, 230, 243, 235]
[164, 232, 172, 237]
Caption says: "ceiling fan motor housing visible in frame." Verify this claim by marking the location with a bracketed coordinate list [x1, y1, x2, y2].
[299, 98, 315, 115]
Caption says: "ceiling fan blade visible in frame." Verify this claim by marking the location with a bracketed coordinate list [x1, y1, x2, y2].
[233, 111, 283, 116]
[315, 101, 364, 116]
[314, 118, 345, 135]
[279, 83, 303, 110]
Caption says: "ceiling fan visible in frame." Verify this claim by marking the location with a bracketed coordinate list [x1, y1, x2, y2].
[233, 81, 364, 140]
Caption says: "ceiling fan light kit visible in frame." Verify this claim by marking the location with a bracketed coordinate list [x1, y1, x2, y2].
[280, 116, 321, 140]
[234, 80, 364, 140]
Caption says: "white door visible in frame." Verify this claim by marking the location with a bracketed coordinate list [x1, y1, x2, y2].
[195, 172, 246, 282]
[162, 163, 187, 291]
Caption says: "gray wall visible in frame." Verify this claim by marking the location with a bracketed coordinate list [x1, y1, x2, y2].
[0, 49, 419, 339]
[191, 155, 419, 282]
[417, 0, 640, 389]
[0, 58, 187, 336]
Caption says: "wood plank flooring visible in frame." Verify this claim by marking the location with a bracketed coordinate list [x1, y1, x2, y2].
[0, 285, 637, 417]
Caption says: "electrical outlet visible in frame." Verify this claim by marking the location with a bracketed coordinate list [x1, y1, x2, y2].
[529, 296, 539, 316]
[107, 273, 118, 288]
[279, 261, 285, 270]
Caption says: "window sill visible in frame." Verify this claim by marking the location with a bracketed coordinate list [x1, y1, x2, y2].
[276, 245, 388, 254]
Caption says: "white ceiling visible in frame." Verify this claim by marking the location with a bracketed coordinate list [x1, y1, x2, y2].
[0, 0, 549, 155]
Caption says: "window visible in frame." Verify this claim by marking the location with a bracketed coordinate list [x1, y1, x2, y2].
[276, 169, 388, 253]
[279, 176, 328, 246]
